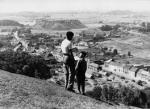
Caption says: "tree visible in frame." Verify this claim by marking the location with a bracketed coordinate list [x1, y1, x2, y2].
[113, 49, 118, 55]
[0, 42, 3, 48]
[113, 24, 121, 30]
[141, 22, 146, 27]
[101, 25, 113, 31]
[128, 51, 131, 56]
[87, 84, 148, 108]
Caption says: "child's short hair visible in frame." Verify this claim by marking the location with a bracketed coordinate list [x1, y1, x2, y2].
[80, 51, 87, 58]
[66, 31, 74, 41]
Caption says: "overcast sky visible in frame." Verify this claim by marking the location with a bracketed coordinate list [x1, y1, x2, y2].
[0, 0, 150, 13]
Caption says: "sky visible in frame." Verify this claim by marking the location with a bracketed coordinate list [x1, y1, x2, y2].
[0, 0, 150, 13]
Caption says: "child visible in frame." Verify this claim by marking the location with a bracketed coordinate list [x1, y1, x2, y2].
[75, 51, 87, 95]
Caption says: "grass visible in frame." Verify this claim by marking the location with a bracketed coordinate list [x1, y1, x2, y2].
[0, 69, 139, 109]
[101, 32, 150, 61]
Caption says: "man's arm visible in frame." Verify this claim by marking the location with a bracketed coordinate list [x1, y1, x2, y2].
[75, 60, 80, 71]
[68, 42, 78, 52]
[71, 48, 78, 52]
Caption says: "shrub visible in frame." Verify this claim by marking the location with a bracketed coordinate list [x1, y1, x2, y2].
[106, 72, 112, 77]
[86, 86, 102, 100]
[100, 85, 109, 101]
[132, 90, 147, 107]
[0, 50, 52, 79]
[100, 85, 121, 102]
[137, 80, 144, 86]
[107, 85, 120, 102]
[88, 85, 148, 108]
[119, 86, 135, 105]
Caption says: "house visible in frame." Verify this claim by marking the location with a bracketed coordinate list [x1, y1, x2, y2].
[124, 65, 138, 80]
[86, 62, 100, 78]
[0, 32, 10, 35]
[88, 63, 100, 72]
[136, 69, 150, 83]
[73, 45, 88, 50]
[103, 61, 123, 74]
[102, 61, 136, 79]
[102, 61, 150, 83]
[141, 22, 150, 31]
[78, 41, 89, 47]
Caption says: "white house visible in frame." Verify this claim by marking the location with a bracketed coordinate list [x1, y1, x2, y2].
[102, 61, 137, 80]
[136, 69, 150, 83]
[102, 61, 150, 83]
[86, 62, 100, 78]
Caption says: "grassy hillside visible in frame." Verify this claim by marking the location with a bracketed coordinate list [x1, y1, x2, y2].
[0, 69, 139, 109]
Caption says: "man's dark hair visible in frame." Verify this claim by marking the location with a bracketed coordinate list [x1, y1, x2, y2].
[80, 51, 87, 58]
[66, 31, 74, 41]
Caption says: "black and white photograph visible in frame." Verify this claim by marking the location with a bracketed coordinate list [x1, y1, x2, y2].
[0, 0, 150, 108]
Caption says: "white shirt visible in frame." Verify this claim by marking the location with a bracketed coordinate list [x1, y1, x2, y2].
[61, 39, 72, 54]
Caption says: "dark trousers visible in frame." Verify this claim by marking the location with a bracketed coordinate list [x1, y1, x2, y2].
[76, 75, 85, 94]
[63, 55, 75, 90]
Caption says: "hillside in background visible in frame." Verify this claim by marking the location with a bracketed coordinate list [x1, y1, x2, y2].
[104, 10, 135, 15]
[33, 19, 86, 30]
[0, 69, 139, 109]
[0, 20, 24, 27]
[0, 11, 150, 25]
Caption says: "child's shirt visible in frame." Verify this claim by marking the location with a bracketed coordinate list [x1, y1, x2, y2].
[75, 58, 87, 77]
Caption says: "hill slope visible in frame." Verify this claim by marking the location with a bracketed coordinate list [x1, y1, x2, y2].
[0, 20, 24, 27]
[34, 19, 86, 30]
[0, 70, 139, 109]
[104, 10, 135, 15]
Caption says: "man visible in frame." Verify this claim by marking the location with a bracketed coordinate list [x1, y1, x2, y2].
[61, 31, 75, 91]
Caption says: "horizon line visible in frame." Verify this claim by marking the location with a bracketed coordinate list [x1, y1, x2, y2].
[1, 10, 150, 14]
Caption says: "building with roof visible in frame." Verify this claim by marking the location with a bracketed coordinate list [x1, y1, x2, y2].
[86, 62, 101, 78]
[102, 61, 137, 80]
[136, 69, 150, 83]
[102, 61, 150, 83]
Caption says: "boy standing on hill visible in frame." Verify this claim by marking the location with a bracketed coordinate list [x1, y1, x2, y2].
[75, 51, 87, 95]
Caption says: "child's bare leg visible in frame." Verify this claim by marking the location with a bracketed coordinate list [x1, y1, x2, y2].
[63, 64, 69, 89]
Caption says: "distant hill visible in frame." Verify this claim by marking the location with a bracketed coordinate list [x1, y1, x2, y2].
[104, 10, 135, 15]
[0, 69, 137, 109]
[34, 19, 86, 30]
[0, 20, 24, 27]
